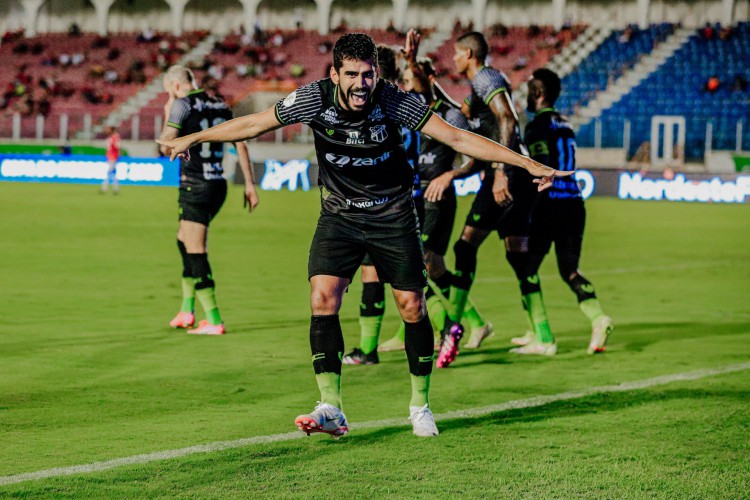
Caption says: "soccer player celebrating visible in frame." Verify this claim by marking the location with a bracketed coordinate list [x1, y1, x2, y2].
[511, 68, 613, 354]
[437, 31, 543, 366]
[159, 65, 258, 335]
[158, 34, 570, 438]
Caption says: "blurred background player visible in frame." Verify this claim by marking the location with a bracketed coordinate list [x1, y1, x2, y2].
[378, 29, 493, 354]
[510, 68, 613, 355]
[101, 126, 120, 194]
[342, 41, 423, 364]
[159, 65, 258, 335]
[438, 31, 541, 366]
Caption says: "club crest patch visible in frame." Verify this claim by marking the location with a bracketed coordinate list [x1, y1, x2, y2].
[369, 124, 388, 143]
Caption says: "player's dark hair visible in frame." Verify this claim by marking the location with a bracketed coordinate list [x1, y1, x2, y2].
[532, 68, 562, 105]
[333, 33, 378, 71]
[456, 31, 488, 64]
[376, 44, 399, 83]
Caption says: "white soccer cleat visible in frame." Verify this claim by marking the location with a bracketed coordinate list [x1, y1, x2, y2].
[510, 330, 535, 346]
[295, 402, 349, 438]
[409, 404, 439, 437]
[587, 315, 614, 354]
[465, 321, 494, 348]
[509, 340, 558, 356]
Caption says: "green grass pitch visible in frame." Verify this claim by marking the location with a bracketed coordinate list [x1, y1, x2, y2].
[1, 182, 748, 497]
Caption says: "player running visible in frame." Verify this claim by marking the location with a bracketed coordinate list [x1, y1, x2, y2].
[159, 65, 258, 335]
[158, 34, 571, 438]
[510, 68, 613, 355]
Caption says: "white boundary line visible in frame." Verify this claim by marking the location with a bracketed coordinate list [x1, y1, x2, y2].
[2, 362, 749, 487]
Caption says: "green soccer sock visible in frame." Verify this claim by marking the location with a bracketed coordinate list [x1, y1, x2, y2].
[463, 298, 485, 330]
[524, 291, 554, 343]
[196, 287, 222, 325]
[410, 374, 431, 407]
[316, 372, 342, 408]
[358, 315, 383, 354]
[580, 298, 606, 324]
[181, 277, 195, 313]
[447, 286, 470, 322]
[426, 294, 447, 332]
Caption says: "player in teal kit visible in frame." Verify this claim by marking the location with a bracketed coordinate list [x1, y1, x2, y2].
[511, 68, 613, 355]
[158, 34, 570, 438]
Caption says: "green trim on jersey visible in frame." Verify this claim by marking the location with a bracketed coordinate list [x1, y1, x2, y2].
[274, 106, 287, 125]
[483, 86, 507, 105]
[431, 99, 443, 110]
[536, 107, 556, 115]
[414, 109, 434, 131]
[186, 88, 204, 96]
[167, 121, 182, 129]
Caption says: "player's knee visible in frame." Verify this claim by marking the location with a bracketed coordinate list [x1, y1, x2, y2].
[310, 288, 342, 315]
[394, 291, 426, 323]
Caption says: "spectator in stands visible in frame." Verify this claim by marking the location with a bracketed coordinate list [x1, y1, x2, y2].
[732, 75, 748, 93]
[294, 7, 304, 30]
[107, 47, 121, 61]
[704, 75, 721, 94]
[235, 63, 250, 78]
[290, 63, 305, 78]
[68, 23, 81, 37]
[271, 31, 284, 47]
[619, 26, 634, 44]
[92, 35, 109, 48]
[71, 51, 87, 67]
[700, 23, 715, 40]
[104, 68, 119, 83]
[719, 25, 734, 41]
[528, 24, 541, 37]
[318, 40, 333, 54]
[137, 27, 157, 43]
[101, 126, 121, 194]
[36, 90, 51, 117]
[58, 52, 71, 67]
[513, 55, 528, 71]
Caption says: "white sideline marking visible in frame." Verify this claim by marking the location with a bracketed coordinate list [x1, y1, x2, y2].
[1, 362, 749, 486]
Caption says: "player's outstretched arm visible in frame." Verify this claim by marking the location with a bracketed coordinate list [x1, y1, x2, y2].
[236, 141, 259, 213]
[421, 113, 573, 191]
[156, 107, 282, 162]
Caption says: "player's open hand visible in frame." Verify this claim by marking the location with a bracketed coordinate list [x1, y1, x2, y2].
[492, 168, 512, 205]
[525, 157, 575, 192]
[424, 172, 453, 202]
[156, 137, 192, 162]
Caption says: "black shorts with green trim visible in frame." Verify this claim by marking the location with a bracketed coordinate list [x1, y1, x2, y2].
[308, 210, 427, 291]
[178, 178, 227, 226]
[529, 196, 586, 256]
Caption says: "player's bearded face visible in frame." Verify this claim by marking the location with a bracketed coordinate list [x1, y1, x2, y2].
[332, 58, 377, 112]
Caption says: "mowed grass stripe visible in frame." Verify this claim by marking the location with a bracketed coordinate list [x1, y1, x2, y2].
[2, 362, 748, 487]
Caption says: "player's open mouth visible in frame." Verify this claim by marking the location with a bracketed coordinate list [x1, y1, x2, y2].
[350, 90, 368, 107]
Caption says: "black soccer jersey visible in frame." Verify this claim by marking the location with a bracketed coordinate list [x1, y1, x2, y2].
[465, 66, 527, 169]
[275, 78, 432, 221]
[524, 108, 581, 200]
[418, 98, 469, 182]
[167, 89, 233, 183]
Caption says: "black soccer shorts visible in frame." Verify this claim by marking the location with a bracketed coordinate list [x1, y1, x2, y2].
[308, 210, 427, 290]
[464, 171, 536, 238]
[421, 189, 456, 255]
[529, 197, 586, 257]
[178, 179, 227, 226]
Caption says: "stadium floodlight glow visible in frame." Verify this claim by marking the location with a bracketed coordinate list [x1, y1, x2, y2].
[260, 159, 311, 191]
[0, 154, 178, 186]
[618, 172, 750, 204]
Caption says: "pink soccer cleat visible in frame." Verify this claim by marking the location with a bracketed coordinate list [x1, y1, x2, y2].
[169, 311, 195, 329]
[436, 321, 464, 368]
[187, 320, 225, 335]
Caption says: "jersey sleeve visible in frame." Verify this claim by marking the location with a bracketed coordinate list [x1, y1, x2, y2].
[524, 121, 550, 165]
[472, 69, 509, 105]
[167, 98, 191, 130]
[275, 82, 322, 125]
[382, 82, 432, 131]
[444, 107, 470, 131]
